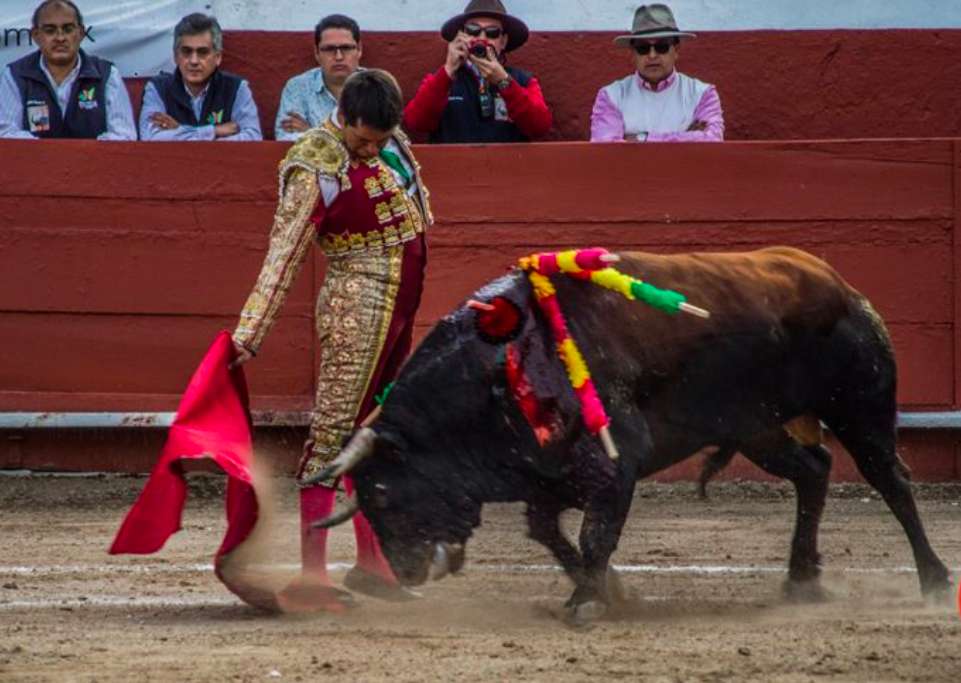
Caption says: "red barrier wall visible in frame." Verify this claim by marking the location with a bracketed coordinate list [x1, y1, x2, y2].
[1, 139, 959, 477]
[193, 30, 961, 141]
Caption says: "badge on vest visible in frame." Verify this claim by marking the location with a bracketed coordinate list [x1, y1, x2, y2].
[26, 100, 50, 133]
[77, 87, 99, 110]
[494, 95, 511, 122]
[206, 110, 225, 125]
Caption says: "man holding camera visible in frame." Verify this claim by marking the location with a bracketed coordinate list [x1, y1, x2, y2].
[403, 0, 551, 143]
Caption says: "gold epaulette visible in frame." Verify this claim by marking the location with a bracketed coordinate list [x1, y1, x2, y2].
[278, 126, 350, 194]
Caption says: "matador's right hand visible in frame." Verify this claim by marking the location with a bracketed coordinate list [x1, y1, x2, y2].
[229, 339, 255, 369]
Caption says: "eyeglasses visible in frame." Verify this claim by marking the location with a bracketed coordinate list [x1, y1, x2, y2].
[633, 41, 675, 56]
[463, 23, 503, 40]
[318, 44, 359, 55]
[39, 23, 79, 37]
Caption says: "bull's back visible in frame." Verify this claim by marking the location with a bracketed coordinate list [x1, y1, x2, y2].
[554, 246, 874, 418]
[618, 247, 858, 328]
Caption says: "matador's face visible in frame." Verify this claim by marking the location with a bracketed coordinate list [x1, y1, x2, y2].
[342, 120, 392, 161]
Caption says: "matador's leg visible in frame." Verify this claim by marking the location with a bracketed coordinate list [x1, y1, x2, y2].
[298, 248, 418, 600]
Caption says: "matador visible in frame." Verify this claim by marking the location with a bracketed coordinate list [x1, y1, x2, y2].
[231, 70, 431, 611]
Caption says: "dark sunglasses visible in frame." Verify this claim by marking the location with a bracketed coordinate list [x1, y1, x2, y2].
[318, 44, 359, 55]
[633, 41, 675, 56]
[464, 23, 504, 39]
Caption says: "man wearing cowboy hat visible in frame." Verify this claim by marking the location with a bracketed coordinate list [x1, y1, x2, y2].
[590, 4, 723, 143]
[403, 0, 552, 143]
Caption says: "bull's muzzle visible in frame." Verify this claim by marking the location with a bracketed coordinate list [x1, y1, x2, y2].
[301, 427, 377, 487]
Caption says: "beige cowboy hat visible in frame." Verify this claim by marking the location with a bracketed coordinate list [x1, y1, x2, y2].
[441, 0, 530, 52]
[614, 4, 697, 46]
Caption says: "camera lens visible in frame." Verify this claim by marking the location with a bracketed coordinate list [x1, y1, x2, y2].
[469, 43, 488, 58]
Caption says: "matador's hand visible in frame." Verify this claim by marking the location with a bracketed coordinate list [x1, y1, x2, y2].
[229, 340, 255, 369]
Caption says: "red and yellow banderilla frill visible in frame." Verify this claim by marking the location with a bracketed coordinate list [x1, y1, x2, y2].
[517, 247, 709, 460]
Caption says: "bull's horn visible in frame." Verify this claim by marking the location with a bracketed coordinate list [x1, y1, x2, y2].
[429, 543, 450, 581]
[300, 427, 378, 486]
[310, 494, 360, 530]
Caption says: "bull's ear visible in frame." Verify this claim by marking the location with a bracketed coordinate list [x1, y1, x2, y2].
[469, 296, 524, 344]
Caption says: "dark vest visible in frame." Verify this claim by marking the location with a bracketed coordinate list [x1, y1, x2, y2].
[9, 49, 111, 139]
[147, 69, 242, 127]
[430, 65, 533, 144]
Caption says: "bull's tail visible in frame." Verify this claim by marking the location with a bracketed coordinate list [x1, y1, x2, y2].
[697, 447, 736, 499]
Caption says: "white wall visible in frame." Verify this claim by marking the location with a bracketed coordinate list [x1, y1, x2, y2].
[210, 0, 961, 31]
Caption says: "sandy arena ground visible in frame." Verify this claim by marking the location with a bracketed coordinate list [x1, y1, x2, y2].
[1, 473, 960, 682]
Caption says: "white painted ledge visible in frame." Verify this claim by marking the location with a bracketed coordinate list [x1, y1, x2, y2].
[0, 411, 958, 429]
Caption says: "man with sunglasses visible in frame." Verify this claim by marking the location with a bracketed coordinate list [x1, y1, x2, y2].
[591, 4, 724, 143]
[404, 0, 551, 143]
[0, 0, 136, 139]
[275, 14, 364, 142]
[140, 13, 263, 141]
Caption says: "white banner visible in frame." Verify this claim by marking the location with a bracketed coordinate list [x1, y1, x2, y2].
[0, 0, 206, 77]
[210, 0, 961, 31]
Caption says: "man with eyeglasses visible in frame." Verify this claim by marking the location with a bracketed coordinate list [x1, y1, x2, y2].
[404, 0, 551, 143]
[591, 4, 724, 143]
[275, 14, 364, 142]
[0, 0, 136, 140]
[140, 13, 263, 141]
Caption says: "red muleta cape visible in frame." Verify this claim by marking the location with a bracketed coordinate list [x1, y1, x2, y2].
[109, 331, 276, 610]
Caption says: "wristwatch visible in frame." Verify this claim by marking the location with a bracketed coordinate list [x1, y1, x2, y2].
[494, 76, 512, 92]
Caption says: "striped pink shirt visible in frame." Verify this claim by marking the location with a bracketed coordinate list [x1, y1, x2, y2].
[590, 70, 724, 143]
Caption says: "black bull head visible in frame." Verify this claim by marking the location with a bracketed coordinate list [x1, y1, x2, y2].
[308, 249, 952, 614]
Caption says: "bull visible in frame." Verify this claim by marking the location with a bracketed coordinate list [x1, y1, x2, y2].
[308, 247, 952, 620]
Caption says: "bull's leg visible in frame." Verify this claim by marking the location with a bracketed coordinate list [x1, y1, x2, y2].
[827, 416, 952, 599]
[740, 431, 832, 602]
[525, 501, 585, 589]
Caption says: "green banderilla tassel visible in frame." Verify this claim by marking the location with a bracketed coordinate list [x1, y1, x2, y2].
[630, 281, 687, 314]
[374, 382, 395, 406]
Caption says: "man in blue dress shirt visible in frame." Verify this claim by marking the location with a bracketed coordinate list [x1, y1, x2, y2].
[0, 0, 136, 140]
[274, 14, 364, 142]
[140, 13, 262, 142]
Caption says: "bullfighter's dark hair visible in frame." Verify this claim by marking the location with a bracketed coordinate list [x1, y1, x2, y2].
[340, 69, 403, 131]
[174, 13, 224, 52]
[315, 14, 361, 46]
[32, 0, 84, 29]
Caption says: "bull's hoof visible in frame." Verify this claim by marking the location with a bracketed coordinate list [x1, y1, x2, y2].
[567, 600, 607, 625]
[343, 567, 422, 602]
[783, 578, 833, 604]
[920, 575, 954, 607]
[606, 569, 628, 606]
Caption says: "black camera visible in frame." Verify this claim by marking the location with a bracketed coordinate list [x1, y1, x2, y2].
[469, 41, 490, 58]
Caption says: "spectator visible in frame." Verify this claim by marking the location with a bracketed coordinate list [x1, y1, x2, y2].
[140, 13, 262, 141]
[275, 14, 364, 141]
[404, 0, 551, 143]
[0, 0, 136, 140]
[591, 4, 724, 143]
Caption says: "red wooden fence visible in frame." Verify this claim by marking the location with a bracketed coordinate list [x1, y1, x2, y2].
[1, 139, 958, 478]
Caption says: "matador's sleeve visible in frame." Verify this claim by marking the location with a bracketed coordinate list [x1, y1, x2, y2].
[232, 167, 322, 354]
